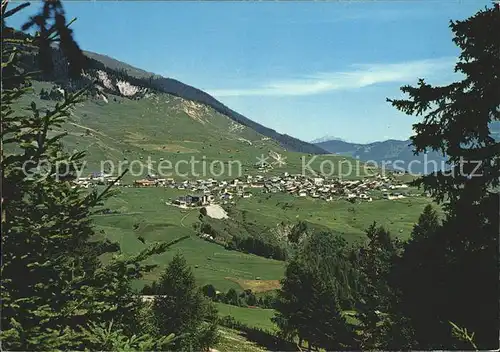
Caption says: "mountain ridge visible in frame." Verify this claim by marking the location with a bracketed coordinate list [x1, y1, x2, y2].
[314, 127, 500, 174]
[310, 136, 348, 144]
[83, 51, 329, 155]
[314, 138, 447, 174]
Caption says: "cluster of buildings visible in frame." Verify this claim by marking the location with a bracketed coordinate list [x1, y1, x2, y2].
[72, 171, 416, 206]
[133, 172, 415, 207]
[72, 172, 121, 189]
[166, 177, 254, 207]
[253, 173, 412, 202]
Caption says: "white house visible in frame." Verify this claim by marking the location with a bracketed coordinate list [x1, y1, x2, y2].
[313, 177, 324, 186]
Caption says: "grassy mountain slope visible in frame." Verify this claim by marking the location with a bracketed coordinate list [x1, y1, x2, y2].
[84, 51, 329, 155]
[16, 81, 366, 181]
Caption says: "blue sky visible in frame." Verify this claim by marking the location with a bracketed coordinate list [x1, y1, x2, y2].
[7, 1, 492, 143]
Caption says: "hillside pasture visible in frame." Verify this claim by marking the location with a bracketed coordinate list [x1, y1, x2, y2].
[215, 303, 277, 332]
[224, 277, 282, 293]
[91, 186, 436, 291]
[228, 191, 439, 243]
[92, 187, 285, 291]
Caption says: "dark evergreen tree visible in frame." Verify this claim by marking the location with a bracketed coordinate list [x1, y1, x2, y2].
[152, 254, 219, 351]
[224, 288, 240, 306]
[39, 87, 49, 99]
[274, 231, 359, 350]
[410, 204, 440, 240]
[1, 2, 184, 349]
[352, 223, 401, 349]
[298, 231, 360, 306]
[308, 271, 358, 351]
[244, 290, 257, 306]
[262, 294, 276, 309]
[201, 284, 217, 299]
[273, 259, 313, 347]
[387, 4, 499, 349]
[141, 281, 159, 295]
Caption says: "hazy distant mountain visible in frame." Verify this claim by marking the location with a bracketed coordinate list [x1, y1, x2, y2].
[310, 136, 347, 144]
[315, 138, 447, 174]
[315, 126, 500, 174]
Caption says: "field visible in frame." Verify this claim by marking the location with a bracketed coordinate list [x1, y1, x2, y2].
[92, 187, 286, 291]
[224, 278, 282, 293]
[227, 191, 438, 243]
[93, 186, 438, 293]
[214, 303, 279, 352]
[215, 303, 277, 332]
[216, 327, 268, 352]
[213, 304, 359, 352]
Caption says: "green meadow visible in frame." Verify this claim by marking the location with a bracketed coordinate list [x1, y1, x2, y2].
[228, 191, 438, 243]
[92, 187, 285, 291]
[215, 303, 277, 332]
[92, 186, 437, 292]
